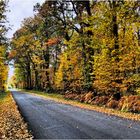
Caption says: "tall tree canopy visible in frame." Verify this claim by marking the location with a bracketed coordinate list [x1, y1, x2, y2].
[10, 0, 140, 106]
[0, 0, 8, 91]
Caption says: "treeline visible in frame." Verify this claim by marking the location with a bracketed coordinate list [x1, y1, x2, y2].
[0, 0, 8, 91]
[10, 1, 140, 99]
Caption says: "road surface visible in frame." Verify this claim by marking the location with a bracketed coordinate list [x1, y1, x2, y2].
[12, 91, 140, 139]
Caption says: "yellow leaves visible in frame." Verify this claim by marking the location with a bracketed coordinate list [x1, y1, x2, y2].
[55, 42, 83, 90]
[32, 55, 44, 65]
[0, 92, 33, 139]
[0, 44, 8, 91]
[0, 65, 8, 91]
[135, 88, 140, 95]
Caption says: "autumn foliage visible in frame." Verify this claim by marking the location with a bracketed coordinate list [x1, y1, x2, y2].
[0, 0, 8, 91]
[0, 93, 32, 139]
[46, 38, 61, 46]
[9, 1, 140, 113]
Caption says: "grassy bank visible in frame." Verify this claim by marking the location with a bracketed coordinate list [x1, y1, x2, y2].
[18, 89, 140, 121]
[0, 92, 32, 139]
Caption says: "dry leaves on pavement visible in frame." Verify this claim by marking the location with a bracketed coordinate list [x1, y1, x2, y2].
[0, 92, 33, 139]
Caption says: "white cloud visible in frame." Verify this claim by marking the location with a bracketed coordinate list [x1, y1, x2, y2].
[6, 0, 45, 38]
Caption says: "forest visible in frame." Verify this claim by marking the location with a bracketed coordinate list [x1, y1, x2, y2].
[1, 0, 140, 113]
[0, 0, 8, 92]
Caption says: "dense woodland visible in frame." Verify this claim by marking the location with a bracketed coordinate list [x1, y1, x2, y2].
[5, 0, 140, 112]
[0, 0, 8, 91]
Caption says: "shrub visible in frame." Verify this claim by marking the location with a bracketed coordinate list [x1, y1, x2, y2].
[92, 96, 109, 106]
[118, 95, 140, 113]
[106, 100, 118, 109]
[64, 94, 77, 100]
[84, 92, 94, 103]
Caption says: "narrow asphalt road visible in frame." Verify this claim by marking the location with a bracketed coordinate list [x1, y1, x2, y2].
[12, 91, 140, 139]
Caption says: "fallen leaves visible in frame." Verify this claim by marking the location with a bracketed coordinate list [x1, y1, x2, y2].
[0, 92, 33, 139]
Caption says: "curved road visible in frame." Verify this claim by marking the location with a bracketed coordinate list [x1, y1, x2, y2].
[12, 91, 140, 139]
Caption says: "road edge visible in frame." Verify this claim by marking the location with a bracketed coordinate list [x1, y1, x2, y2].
[17, 90, 140, 122]
[10, 91, 34, 139]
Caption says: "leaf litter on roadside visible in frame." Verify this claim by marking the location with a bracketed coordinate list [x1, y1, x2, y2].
[0, 92, 33, 139]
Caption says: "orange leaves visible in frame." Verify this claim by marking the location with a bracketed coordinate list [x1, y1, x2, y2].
[8, 50, 17, 59]
[46, 37, 61, 47]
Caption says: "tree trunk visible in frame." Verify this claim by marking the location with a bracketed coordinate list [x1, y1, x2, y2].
[43, 47, 50, 91]
[34, 69, 39, 90]
[26, 62, 32, 89]
[111, 1, 121, 99]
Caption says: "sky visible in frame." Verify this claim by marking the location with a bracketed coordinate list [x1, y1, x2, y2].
[6, 0, 45, 79]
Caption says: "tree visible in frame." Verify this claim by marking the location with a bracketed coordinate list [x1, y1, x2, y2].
[93, 1, 140, 98]
[11, 0, 140, 103]
[0, 0, 8, 91]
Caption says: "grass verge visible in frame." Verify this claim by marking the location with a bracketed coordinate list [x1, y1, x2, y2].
[0, 91, 33, 139]
[18, 89, 140, 121]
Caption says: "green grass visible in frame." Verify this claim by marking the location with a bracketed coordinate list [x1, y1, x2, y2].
[0, 92, 7, 103]
[0, 92, 9, 113]
[19, 89, 64, 99]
